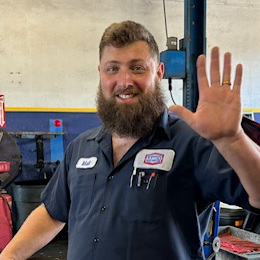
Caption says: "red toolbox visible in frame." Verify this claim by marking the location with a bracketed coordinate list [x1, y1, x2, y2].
[0, 192, 12, 252]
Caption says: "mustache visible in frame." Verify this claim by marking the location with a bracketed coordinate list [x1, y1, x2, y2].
[113, 86, 141, 96]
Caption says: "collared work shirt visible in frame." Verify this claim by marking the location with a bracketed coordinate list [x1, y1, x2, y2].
[41, 109, 252, 260]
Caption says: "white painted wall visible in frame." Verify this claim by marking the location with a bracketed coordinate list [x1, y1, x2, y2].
[0, 0, 259, 109]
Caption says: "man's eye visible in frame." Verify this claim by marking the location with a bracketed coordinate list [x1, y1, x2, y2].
[107, 67, 118, 72]
[133, 66, 145, 72]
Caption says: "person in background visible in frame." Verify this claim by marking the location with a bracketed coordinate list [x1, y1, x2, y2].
[1, 20, 260, 260]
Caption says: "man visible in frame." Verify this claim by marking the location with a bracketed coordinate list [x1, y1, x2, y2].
[1, 20, 260, 260]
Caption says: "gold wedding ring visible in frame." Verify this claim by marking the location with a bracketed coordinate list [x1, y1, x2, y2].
[222, 81, 232, 86]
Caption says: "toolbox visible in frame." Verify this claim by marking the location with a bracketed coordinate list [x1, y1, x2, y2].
[0, 192, 12, 252]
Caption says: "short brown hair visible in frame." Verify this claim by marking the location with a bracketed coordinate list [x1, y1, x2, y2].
[99, 20, 160, 62]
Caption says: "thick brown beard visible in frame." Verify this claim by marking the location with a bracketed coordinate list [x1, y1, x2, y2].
[96, 80, 165, 138]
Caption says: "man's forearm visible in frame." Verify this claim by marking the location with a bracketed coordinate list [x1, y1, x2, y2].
[0, 204, 65, 260]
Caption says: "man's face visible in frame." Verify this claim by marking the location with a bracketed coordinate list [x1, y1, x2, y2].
[97, 41, 165, 138]
[98, 41, 164, 104]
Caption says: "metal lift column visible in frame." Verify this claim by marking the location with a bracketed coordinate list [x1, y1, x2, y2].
[182, 0, 206, 112]
[183, 2, 221, 259]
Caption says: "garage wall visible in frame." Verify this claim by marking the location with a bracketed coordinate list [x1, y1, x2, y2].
[0, 0, 260, 109]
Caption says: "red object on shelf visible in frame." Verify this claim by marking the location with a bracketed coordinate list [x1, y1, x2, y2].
[220, 231, 260, 254]
[0, 162, 10, 173]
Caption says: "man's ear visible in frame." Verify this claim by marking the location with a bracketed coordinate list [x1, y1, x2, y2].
[157, 62, 164, 81]
[98, 65, 101, 72]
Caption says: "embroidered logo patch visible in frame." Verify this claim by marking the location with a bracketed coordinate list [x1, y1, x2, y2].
[133, 149, 175, 171]
[144, 153, 164, 165]
[76, 157, 97, 169]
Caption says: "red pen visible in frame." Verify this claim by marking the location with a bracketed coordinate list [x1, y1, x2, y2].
[146, 172, 157, 189]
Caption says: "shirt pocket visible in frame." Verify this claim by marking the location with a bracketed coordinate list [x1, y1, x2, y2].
[69, 172, 96, 220]
[122, 169, 167, 222]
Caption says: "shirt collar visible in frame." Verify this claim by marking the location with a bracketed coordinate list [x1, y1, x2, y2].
[85, 126, 106, 142]
[147, 106, 172, 141]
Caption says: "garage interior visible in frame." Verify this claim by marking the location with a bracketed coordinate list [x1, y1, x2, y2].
[1, 1, 260, 260]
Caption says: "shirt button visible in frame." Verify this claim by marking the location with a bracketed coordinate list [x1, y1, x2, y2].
[93, 238, 100, 243]
[101, 206, 106, 211]
[108, 175, 114, 180]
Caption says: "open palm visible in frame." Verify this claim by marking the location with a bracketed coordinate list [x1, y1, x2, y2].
[169, 47, 243, 142]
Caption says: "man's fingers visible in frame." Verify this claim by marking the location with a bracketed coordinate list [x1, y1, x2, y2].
[222, 52, 232, 85]
[210, 47, 221, 86]
[196, 54, 209, 92]
[233, 63, 243, 94]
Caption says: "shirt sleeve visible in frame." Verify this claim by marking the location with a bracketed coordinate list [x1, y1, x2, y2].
[193, 136, 255, 212]
[41, 143, 72, 222]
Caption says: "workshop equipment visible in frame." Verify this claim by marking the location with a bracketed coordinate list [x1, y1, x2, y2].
[217, 226, 260, 260]
[220, 206, 248, 229]
[12, 183, 46, 232]
[6, 128, 65, 231]
[0, 94, 20, 251]
[0, 160, 12, 252]
[160, 0, 206, 110]
[0, 129, 21, 189]
[0, 189, 12, 251]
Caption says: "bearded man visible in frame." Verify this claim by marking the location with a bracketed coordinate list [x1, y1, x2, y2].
[1, 20, 260, 260]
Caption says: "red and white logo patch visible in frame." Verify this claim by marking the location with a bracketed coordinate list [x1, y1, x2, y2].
[134, 149, 175, 171]
[144, 153, 164, 165]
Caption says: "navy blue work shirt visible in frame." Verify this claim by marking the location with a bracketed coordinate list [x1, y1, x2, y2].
[41, 108, 253, 260]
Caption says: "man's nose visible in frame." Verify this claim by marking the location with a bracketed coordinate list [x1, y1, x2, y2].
[117, 70, 133, 87]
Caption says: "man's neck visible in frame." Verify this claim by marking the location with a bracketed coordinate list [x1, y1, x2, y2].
[112, 135, 138, 166]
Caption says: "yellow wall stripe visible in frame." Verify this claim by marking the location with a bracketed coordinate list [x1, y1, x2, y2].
[5, 107, 97, 113]
[243, 108, 260, 112]
[5, 107, 260, 113]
